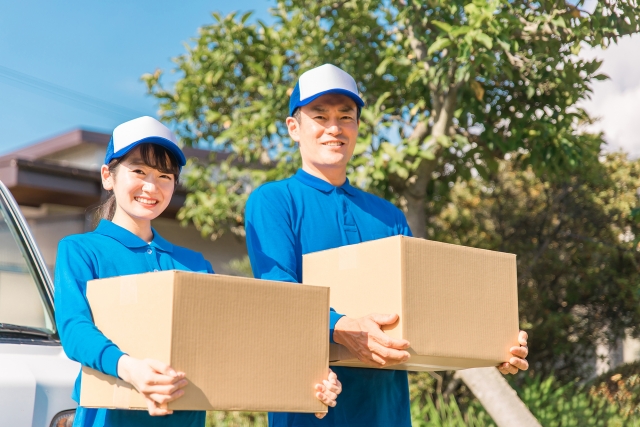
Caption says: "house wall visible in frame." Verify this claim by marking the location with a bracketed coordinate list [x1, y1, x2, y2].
[20, 204, 248, 276]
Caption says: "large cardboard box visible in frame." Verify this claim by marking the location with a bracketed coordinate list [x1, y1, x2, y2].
[80, 270, 329, 412]
[302, 236, 519, 372]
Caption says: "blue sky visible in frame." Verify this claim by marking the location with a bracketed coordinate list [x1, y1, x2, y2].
[0, 0, 271, 155]
[1, 1, 638, 157]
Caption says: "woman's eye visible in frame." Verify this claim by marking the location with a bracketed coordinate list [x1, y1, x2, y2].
[160, 174, 173, 180]
[133, 169, 145, 174]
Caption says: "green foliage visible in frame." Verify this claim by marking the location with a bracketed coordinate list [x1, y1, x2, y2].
[411, 391, 493, 427]
[409, 371, 495, 426]
[425, 153, 640, 379]
[145, 0, 640, 239]
[205, 411, 267, 427]
[516, 375, 620, 426]
[590, 361, 640, 418]
[512, 372, 640, 427]
[225, 255, 253, 277]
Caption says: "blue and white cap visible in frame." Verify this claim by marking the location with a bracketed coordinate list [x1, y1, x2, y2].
[104, 116, 186, 167]
[289, 64, 365, 116]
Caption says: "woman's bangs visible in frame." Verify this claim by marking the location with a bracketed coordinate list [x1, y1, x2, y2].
[138, 144, 180, 175]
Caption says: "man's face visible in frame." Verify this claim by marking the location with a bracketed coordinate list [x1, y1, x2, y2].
[287, 93, 359, 175]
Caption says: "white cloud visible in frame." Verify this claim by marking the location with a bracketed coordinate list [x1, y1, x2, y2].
[580, 34, 640, 157]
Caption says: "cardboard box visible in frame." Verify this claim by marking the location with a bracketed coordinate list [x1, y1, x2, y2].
[302, 236, 519, 372]
[80, 270, 329, 412]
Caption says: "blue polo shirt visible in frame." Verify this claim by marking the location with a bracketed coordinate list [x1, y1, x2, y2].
[245, 169, 412, 427]
[54, 219, 213, 427]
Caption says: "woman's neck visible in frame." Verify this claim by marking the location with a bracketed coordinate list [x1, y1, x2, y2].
[111, 208, 154, 243]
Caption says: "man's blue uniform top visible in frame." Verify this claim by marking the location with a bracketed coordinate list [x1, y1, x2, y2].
[54, 219, 213, 427]
[245, 169, 413, 427]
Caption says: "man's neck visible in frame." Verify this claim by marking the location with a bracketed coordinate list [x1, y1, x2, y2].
[301, 164, 347, 187]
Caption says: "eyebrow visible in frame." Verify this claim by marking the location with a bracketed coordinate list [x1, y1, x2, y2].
[126, 157, 147, 166]
[310, 105, 357, 113]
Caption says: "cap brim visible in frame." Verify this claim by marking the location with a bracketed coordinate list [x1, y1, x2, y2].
[290, 89, 364, 116]
[106, 136, 186, 167]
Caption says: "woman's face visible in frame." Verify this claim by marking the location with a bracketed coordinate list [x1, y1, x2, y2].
[101, 147, 175, 222]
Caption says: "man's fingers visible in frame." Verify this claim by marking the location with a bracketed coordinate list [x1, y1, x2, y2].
[497, 363, 510, 375]
[518, 330, 528, 346]
[499, 362, 519, 375]
[369, 342, 410, 363]
[510, 345, 528, 359]
[369, 313, 399, 327]
[370, 330, 410, 350]
[510, 357, 529, 371]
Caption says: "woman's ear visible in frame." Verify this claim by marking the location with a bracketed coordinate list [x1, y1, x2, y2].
[101, 165, 114, 191]
[286, 116, 300, 142]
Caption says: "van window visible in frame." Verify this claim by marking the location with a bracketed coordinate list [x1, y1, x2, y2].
[0, 203, 54, 333]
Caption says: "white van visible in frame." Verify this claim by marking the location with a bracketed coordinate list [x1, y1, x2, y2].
[0, 180, 79, 426]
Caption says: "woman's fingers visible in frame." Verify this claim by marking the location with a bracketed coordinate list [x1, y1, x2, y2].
[316, 391, 337, 407]
[143, 379, 189, 396]
[148, 388, 186, 405]
[315, 412, 327, 419]
[144, 395, 173, 416]
[323, 378, 342, 396]
[144, 358, 180, 378]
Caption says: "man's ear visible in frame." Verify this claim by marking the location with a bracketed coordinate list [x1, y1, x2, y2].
[101, 165, 114, 191]
[286, 116, 300, 142]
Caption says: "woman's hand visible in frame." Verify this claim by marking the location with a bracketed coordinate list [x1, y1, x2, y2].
[314, 369, 342, 419]
[117, 355, 188, 416]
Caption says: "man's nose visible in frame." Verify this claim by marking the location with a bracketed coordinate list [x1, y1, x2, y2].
[326, 121, 342, 136]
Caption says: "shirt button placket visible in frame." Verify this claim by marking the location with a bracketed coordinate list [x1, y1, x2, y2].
[146, 247, 160, 272]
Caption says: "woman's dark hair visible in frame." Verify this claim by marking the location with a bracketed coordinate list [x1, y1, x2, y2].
[93, 143, 181, 226]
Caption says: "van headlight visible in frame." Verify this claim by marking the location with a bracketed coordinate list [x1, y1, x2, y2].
[50, 409, 75, 427]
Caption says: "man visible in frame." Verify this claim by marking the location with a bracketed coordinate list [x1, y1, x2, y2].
[245, 64, 529, 427]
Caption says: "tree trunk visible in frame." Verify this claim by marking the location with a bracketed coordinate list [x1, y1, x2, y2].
[456, 368, 541, 427]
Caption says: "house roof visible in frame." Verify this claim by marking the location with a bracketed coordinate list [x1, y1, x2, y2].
[0, 128, 216, 218]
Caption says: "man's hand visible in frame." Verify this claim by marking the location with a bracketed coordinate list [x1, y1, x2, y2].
[498, 330, 529, 375]
[117, 355, 188, 416]
[314, 369, 342, 419]
[333, 313, 411, 367]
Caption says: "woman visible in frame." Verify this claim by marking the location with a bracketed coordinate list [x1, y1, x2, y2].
[54, 116, 341, 427]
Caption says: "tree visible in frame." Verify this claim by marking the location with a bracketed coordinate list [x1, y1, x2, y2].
[143, 0, 640, 423]
[426, 153, 640, 380]
[144, 0, 639, 240]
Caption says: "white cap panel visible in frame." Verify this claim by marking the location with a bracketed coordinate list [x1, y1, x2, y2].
[298, 64, 359, 101]
[112, 116, 178, 152]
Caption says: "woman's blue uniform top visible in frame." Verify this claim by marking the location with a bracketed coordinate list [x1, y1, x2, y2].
[54, 219, 213, 427]
[245, 169, 413, 427]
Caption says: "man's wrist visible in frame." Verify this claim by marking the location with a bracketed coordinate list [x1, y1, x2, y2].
[333, 316, 355, 346]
